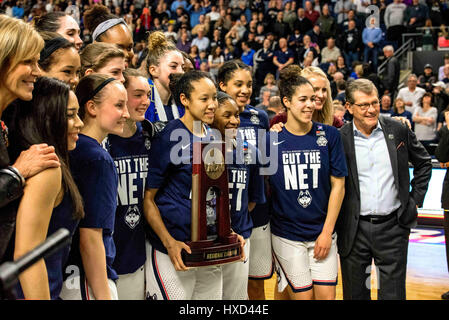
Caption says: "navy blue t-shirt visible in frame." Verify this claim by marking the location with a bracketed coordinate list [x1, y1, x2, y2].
[267, 122, 348, 242]
[145, 119, 197, 254]
[274, 48, 294, 65]
[15, 193, 79, 300]
[69, 134, 118, 280]
[238, 105, 270, 227]
[105, 122, 149, 275]
[228, 145, 266, 239]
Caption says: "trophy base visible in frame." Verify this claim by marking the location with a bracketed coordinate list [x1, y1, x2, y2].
[182, 234, 242, 267]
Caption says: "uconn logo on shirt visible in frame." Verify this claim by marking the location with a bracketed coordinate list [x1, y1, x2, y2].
[282, 150, 321, 207]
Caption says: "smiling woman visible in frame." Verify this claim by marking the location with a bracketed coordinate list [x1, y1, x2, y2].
[38, 37, 81, 90]
[143, 71, 226, 300]
[83, 5, 134, 68]
[0, 15, 61, 263]
[60, 75, 129, 300]
[79, 42, 126, 83]
[34, 12, 83, 51]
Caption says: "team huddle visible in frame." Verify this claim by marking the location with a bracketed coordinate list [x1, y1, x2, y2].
[0, 4, 432, 301]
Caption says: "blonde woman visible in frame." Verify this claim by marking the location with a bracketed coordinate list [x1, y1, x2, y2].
[0, 15, 59, 263]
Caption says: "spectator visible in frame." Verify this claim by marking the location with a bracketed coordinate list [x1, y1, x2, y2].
[225, 26, 241, 48]
[304, 0, 320, 25]
[208, 46, 224, 80]
[418, 64, 437, 92]
[288, 27, 304, 60]
[246, 31, 261, 51]
[404, 0, 429, 32]
[392, 97, 414, 127]
[342, 20, 361, 69]
[188, 2, 206, 29]
[206, 5, 221, 23]
[397, 74, 426, 113]
[297, 34, 319, 64]
[189, 45, 201, 70]
[170, 0, 188, 14]
[380, 94, 394, 117]
[341, 9, 362, 31]
[191, 28, 210, 52]
[432, 81, 449, 115]
[335, 79, 347, 104]
[293, 8, 313, 35]
[12, 1, 25, 19]
[210, 29, 224, 49]
[283, 1, 297, 32]
[140, 7, 152, 31]
[316, 4, 336, 39]
[254, 38, 276, 91]
[240, 41, 255, 67]
[384, 0, 407, 46]
[259, 73, 280, 101]
[362, 17, 383, 71]
[321, 37, 342, 64]
[442, 64, 449, 84]
[336, 56, 350, 79]
[192, 14, 209, 37]
[256, 90, 271, 111]
[413, 92, 439, 153]
[255, 23, 266, 45]
[381, 45, 400, 98]
[273, 37, 295, 78]
[176, 31, 192, 53]
[333, 100, 346, 123]
[439, 54, 449, 81]
[306, 24, 325, 50]
[164, 23, 178, 42]
[271, 11, 290, 40]
[266, 95, 284, 121]
[334, 0, 354, 25]
[151, 17, 163, 32]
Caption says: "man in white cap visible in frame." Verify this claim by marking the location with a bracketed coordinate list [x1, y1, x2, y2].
[432, 81, 449, 115]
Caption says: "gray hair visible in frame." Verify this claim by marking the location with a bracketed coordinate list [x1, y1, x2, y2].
[345, 78, 378, 104]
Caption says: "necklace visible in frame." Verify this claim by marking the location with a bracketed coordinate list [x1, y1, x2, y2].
[0, 120, 8, 147]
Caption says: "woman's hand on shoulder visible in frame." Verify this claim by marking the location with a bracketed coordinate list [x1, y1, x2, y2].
[13, 143, 60, 179]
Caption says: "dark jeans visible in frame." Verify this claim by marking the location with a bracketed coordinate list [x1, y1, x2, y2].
[363, 45, 379, 72]
[340, 212, 410, 300]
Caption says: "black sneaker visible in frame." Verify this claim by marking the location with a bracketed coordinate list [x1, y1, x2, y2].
[442, 291, 449, 300]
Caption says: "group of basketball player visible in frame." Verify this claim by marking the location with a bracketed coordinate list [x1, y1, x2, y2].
[0, 4, 348, 301]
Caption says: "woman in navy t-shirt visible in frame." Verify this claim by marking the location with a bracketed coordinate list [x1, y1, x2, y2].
[268, 65, 347, 300]
[7, 77, 84, 299]
[144, 71, 240, 300]
[211, 91, 266, 300]
[61, 74, 129, 300]
[104, 69, 152, 300]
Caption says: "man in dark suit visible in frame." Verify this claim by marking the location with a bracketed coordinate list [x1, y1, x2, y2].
[434, 112, 449, 300]
[336, 78, 432, 300]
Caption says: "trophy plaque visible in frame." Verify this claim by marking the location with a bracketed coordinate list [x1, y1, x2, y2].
[182, 140, 242, 267]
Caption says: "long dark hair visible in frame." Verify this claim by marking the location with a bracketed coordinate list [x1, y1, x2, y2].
[7, 77, 84, 219]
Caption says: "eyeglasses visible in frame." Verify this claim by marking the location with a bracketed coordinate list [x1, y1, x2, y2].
[352, 101, 380, 110]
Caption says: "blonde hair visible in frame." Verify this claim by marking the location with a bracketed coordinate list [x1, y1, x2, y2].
[300, 66, 334, 126]
[0, 15, 44, 78]
[79, 42, 125, 77]
[146, 31, 178, 72]
[264, 73, 275, 85]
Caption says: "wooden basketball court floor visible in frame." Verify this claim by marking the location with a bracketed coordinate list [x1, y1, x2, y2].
[262, 229, 449, 300]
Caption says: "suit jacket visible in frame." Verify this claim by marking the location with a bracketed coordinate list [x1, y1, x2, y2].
[336, 116, 432, 257]
[435, 125, 449, 209]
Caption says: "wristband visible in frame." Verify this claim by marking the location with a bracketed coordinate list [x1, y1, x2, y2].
[9, 166, 26, 187]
